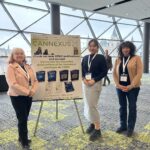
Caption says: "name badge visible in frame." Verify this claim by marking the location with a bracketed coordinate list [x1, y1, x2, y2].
[85, 73, 92, 80]
[120, 74, 127, 82]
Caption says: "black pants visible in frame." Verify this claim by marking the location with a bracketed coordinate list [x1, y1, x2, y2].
[103, 75, 110, 85]
[103, 70, 110, 85]
[10, 96, 32, 144]
[116, 88, 140, 131]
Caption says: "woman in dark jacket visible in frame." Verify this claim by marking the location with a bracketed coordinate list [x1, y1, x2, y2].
[82, 39, 107, 141]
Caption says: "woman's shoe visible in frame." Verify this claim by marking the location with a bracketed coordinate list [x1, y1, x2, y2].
[89, 129, 101, 141]
[18, 138, 32, 144]
[126, 130, 133, 137]
[86, 124, 95, 134]
[22, 144, 31, 150]
[18, 138, 32, 149]
[19, 141, 31, 150]
[116, 127, 127, 133]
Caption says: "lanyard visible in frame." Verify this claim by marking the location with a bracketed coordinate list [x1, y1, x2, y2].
[18, 64, 30, 81]
[88, 53, 97, 72]
[122, 56, 130, 74]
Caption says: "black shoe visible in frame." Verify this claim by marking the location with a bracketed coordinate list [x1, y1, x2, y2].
[126, 130, 133, 137]
[22, 144, 31, 150]
[27, 139, 32, 144]
[116, 127, 127, 133]
[89, 129, 101, 141]
[86, 124, 95, 134]
[19, 141, 31, 150]
[18, 138, 32, 144]
[103, 84, 106, 86]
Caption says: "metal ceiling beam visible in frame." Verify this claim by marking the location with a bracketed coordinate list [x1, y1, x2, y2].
[136, 21, 143, 41]
[22, 12, 50, 31]
[1, 2, 31, 46]
[82, 11, 95, 37]
[2, 1, 48, 12]
[0, 0, 144, 64]
[0, 2, 52, 46]
[44, 0, 50, 12]
[66, 20, 85, 35]
[109, 26, 143, 55]
[0, 32, 19, 46]
[137, 44, 143, 52]
[97, 18, 121, 39]
[112, 17, 123, 41]
[82, 10, 105, 54]
[81, 18, 123, 55]
[0, 28, 18, 32]
[0, 13, 50, 46]
[123, 26, 138, 40]
[66, 12, 94, 35]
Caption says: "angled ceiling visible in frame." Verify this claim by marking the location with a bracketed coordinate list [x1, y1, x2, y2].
[48, 0, 122, 11]
[48, 0, 150, 22]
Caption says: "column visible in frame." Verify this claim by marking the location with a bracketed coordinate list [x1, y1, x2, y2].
[143, 22, 150, 73]
[51, 4, 60, 35]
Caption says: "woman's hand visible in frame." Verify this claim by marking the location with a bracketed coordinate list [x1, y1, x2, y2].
[117, 84, 130, 92]
[29, 90, 34, 97]
[88, 79, 95, 86]
[83, 79, 89, 85]
[122, 85, 133, 92]
[122, 86, 130, 92]
[117, 84, 126, 91]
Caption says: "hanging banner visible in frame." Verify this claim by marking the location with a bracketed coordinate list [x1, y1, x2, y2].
[31, 34, 82, 101]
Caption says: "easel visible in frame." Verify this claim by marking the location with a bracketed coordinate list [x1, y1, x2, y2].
[33, 98, 85, 136]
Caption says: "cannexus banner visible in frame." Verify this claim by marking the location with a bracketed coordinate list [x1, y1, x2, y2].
[31, 34, 82, 101]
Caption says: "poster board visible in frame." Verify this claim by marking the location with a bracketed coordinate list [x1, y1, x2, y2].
[31, 34, 82, 101]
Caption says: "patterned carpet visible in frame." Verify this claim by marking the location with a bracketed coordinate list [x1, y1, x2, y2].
[0, 74, 150, 150]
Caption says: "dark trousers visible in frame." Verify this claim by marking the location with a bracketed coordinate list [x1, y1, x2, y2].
[116, 88, 140, 131]
[10, 96, 32, 144]
[103, 75, 110, 85]
[103, 70, 110, 85]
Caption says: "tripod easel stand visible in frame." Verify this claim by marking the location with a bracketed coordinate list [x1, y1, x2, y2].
[33, 98, 85, 136]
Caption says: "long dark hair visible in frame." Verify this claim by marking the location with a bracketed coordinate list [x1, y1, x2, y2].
[88, 39, 99, 48]
[118, 41, 136, 58]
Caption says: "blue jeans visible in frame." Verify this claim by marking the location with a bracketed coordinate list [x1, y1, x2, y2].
[116, 87, 140, 131]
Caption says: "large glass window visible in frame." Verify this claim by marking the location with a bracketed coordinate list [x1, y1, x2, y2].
[89, 20, 112, 37]
[68, 21, 93, 38]
[25, 13, 51, 34]
[0, 5, 16, 30]
[0, 1, 145, 74]
[61, 15, 84, 34]
[5, 4, 48, 30]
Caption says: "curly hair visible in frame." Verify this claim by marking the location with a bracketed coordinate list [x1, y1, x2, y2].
[118, 41, 136, 58]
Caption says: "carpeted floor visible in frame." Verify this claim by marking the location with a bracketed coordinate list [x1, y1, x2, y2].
[0, 74, 150, 150]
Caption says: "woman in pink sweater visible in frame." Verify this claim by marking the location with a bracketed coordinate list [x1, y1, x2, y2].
[6, 48, 38, 149]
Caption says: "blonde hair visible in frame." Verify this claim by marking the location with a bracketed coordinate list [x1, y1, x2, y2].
[8, 48, 27, 64]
